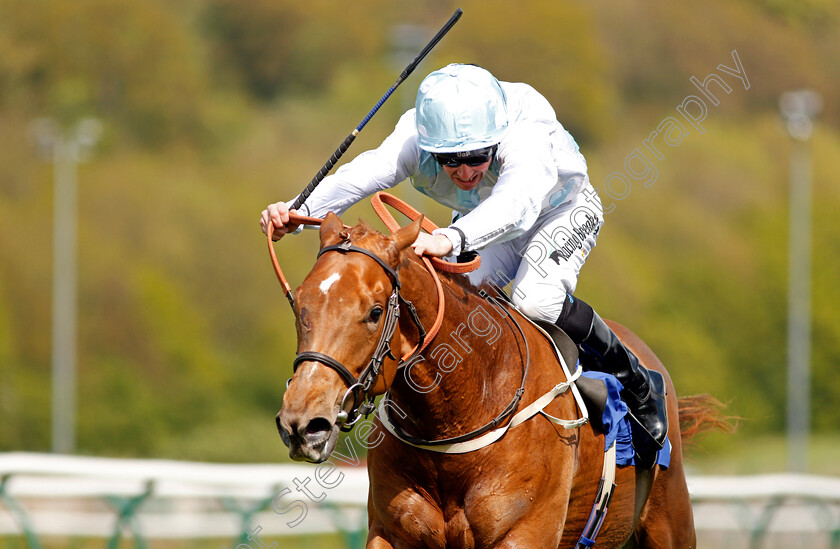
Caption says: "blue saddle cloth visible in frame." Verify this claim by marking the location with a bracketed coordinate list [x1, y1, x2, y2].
[580, 371, 671, 469]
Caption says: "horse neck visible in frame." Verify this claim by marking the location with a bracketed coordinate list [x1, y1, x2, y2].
[392, 255, 526, 441]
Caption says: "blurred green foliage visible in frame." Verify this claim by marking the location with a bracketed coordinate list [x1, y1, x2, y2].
[0, 0, 838, 468]
[0, 0, 212, 144]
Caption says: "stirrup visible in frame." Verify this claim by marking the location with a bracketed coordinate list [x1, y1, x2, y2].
[626, 370, 668, 468]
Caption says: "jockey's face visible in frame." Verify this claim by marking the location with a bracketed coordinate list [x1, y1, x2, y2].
[442, 161, 491, 191]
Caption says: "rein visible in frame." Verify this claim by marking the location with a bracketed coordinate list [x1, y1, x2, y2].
[268, 193, 615, 547]
[267, 193, 586, 452]
[267, 192, 473, 430]
[381, 287, 537, 448]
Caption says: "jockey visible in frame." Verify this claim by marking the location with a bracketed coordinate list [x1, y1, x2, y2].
[260, 63, 668, 465]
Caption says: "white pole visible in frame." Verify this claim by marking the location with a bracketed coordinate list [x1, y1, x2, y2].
[51, 139, 78, 454]
[31, 117, 101, 455]
[780, 90, 820, 473]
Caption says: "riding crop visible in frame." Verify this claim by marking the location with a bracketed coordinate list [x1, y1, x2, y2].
[290, 8, 463, 211]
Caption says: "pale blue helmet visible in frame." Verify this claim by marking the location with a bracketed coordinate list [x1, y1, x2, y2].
[415, 64, 508, 153]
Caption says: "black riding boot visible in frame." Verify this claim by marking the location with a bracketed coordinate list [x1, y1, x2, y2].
[555, 294, 668, 467]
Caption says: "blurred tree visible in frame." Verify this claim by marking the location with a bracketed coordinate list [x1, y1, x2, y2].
[438, 0, 617, 145]
[589, 0, 839, 126]
[0, 0, 839, 460]
[202, 0, 391, 101]
[749, 0, 840, 29]
[0, 0, 210, 145]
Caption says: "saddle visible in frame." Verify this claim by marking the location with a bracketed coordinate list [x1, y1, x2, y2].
[534, 320, 610, 436]
[483, 284, 610, 434]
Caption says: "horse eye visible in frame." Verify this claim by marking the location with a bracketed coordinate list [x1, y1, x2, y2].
[367, 306, 384, 323]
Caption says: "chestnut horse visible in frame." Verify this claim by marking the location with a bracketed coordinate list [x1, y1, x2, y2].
[276, 209, 716, 548]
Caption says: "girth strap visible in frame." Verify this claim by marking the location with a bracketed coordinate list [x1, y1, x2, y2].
[377, 366, 585, 454]
[574, 442, 618, 548]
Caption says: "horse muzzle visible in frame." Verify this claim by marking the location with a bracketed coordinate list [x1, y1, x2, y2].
[275, 410, 340, 463]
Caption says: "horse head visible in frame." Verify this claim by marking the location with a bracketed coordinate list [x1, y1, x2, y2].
[276, 211, 422, 462]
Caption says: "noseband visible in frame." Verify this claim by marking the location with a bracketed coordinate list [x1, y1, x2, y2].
[292, 238, 427, 431]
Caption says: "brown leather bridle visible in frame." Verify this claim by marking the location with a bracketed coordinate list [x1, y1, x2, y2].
[267, 192, 480, 430]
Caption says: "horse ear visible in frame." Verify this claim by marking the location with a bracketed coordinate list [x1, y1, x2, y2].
[319, 211, 346, 248]
[391, 215, 423, 252]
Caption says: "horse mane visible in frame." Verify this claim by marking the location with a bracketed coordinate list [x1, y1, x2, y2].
[347, 219, 378, 241]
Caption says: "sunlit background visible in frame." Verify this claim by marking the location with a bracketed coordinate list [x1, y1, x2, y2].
[0, 0, 838, 547]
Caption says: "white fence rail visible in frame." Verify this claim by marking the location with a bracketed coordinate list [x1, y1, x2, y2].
[1, 453, 839, 548]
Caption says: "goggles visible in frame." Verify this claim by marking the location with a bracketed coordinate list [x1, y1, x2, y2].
[432, 146, 496, 168]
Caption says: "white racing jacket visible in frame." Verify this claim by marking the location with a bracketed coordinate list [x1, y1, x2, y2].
[292, 81, 592, 256]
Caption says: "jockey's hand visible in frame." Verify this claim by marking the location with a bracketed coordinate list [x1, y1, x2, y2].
[260, 202, 301, 241]
[411, 233, 453, 258]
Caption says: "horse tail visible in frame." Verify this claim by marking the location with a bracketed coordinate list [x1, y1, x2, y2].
[677, 394, 737, 446]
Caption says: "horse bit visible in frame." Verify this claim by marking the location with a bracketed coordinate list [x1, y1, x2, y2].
[291, 238, 427, 431]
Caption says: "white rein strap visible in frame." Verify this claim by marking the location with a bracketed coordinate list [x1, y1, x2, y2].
[377, 365, 587, 454]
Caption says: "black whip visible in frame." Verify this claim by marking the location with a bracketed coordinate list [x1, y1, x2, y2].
[291, 9, 463, 211]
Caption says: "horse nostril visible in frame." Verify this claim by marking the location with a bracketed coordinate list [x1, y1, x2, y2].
[305, 417, 333, 437]
[276, 412, 293, 437]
